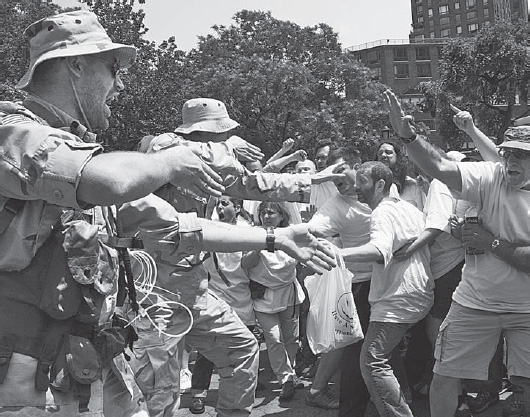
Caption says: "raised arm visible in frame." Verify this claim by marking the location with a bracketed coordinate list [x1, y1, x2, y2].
[266, 138, 295, 165]
[450, 104, 500, 163]
[262, 150, 307, 173]
[383, 89, 462, 193]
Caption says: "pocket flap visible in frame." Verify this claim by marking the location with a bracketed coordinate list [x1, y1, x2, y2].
[66, 335, 101, 384]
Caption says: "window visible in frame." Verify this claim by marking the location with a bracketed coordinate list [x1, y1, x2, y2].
[466, 0, 476, 7]
[440, 16, 451, 25]
[456, 14, 461, 23]
[430, 32, 436, 38]
[415, 0, 422, 3]
[417, 62, 432, 77]
[455, 1, 460, 9]
[439, 5, 450, 13]
[456, 25, 463, 34]
[414, 34, 425, 41]
[428, 8, 434, 16]
[393, 47, 408, 62]
[417, 5, 423, 13]
[467, 10, 478, 19]
[394, 64, 409, 79]
[416, 47, 430, 60]
[484, 8, 489, 18]
[468, 23, 479, 32]
[367, 50, 381, 63]
[371, 67, 382, 79]
[441, 28, 451, 37]
[417, 16, 424, 23]
[483, 0, 488, 4]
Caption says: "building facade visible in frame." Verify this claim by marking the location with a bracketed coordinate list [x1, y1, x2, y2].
[345, 0, 528, 143]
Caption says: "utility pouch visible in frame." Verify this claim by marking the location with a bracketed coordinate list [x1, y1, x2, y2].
[66, 335, 101, 385]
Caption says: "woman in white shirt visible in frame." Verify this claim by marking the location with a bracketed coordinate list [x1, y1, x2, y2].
[241, 201, 305, 401]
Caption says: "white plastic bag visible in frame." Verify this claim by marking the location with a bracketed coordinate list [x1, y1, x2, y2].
[305, 249, 363, 355]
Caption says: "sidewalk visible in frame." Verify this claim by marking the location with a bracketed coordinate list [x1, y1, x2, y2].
[175, 346, 521, 417]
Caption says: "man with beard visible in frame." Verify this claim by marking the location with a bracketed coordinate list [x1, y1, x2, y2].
[338, 161, 434, 417]
[384, 88, 530, 417]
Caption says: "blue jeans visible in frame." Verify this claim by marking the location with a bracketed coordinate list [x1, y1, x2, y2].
[360, 321, 413, 417]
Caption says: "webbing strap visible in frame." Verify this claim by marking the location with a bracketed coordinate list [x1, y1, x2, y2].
[0, 198, 25, 233]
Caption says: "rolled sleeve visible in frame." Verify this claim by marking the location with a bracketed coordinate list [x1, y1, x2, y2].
[119, 194, 203, 263]
[0, 124, 101, 209]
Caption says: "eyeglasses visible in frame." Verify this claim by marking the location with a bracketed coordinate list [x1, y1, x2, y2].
[498, 148, 530, 161]
[90, 56, 122, 78]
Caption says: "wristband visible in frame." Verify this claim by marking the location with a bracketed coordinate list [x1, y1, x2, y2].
[491, 238, 500, 252]
[266, 227, 275, 252]
[400, 133, 418, 144]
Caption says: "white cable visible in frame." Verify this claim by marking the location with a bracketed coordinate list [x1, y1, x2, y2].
[125, 250, 194, 338]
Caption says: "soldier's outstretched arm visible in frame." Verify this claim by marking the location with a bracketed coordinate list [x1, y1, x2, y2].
[78, 146, 224, 206]
[200, 220, 336, 274]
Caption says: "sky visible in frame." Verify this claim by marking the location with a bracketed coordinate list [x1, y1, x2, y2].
[56, 0, 413, 51]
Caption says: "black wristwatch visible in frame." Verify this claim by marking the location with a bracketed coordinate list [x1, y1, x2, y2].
[266, 227, 275, 252]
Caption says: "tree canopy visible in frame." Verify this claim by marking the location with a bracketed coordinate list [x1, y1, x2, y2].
[419, 19, 529, 148]
[1, 0, 390, 159]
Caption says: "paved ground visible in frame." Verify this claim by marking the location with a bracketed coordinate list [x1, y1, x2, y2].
[175, 347, 522, 417]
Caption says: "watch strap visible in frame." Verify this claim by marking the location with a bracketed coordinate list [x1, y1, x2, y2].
[266, 227, 275, 253]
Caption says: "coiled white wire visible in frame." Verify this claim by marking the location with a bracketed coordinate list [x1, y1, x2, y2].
[126, 250, 193, 338]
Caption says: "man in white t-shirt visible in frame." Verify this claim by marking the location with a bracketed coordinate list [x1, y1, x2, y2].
[304, 148, 373, 413]
[339, 161, 434, 417]
[384, 89, 530, 417]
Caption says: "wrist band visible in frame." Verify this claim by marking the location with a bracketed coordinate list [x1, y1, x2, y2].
[266, 227, 275, 252]
[400, 133, 418, 144]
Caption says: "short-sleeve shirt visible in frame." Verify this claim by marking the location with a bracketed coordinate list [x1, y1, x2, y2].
[369, 197, 434, 323]
[309, 194, 373, 283]
[424, 179, 465, 279]
[452, 161, 530, 313]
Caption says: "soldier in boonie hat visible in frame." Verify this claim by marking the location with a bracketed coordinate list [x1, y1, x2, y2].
[175, 98, 239, 134]
[17, 10, 136, 90]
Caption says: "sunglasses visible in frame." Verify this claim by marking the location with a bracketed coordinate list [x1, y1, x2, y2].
[498, 148, 530, 161]
[90, 56, 122, 78]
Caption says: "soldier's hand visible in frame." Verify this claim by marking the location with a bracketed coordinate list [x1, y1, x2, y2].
[382, 89, 416, 140]
[275, 224, 336, 274]
[227, 135, 265, 162]
[169, 146, 225, 197]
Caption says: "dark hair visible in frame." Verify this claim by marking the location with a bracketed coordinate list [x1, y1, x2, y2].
[256, 201, 291, 227]
[330, 146, 361, 166]
[219, 195, 254, 225]
[374, 139, 407, 193]
[358, 161, 393, 194]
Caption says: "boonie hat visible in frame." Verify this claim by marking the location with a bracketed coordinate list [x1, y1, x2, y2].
[175, 98, 239, 134]
[499, 126, 530, 152]
[17, 10, 137, 90]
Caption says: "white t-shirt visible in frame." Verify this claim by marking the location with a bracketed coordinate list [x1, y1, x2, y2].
[310, 182, 339, 210]
[369, 197, 434, 323]
[390, 178, 427, 212]
[453, 161, 530, 313]
[247, 250, 305, 313]
[424, 179, 466, 279]
[309, 194, 373, 283]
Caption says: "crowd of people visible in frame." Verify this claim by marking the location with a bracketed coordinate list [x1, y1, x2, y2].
[1, 9, 530, 417]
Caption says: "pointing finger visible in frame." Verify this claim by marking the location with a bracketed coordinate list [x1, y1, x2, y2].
[450, 104, 461, 114]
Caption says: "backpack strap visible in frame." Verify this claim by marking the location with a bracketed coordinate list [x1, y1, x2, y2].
[0, 198, 25, 234]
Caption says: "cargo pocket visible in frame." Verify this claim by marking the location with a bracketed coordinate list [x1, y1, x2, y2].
[434, 318, 450, 364]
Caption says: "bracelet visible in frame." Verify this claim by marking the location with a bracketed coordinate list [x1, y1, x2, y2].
[266, 227, 275, 252]
[400, 133, 418, 144]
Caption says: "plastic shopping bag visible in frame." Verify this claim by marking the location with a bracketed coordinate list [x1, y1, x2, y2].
[305, 248, 363, 355]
